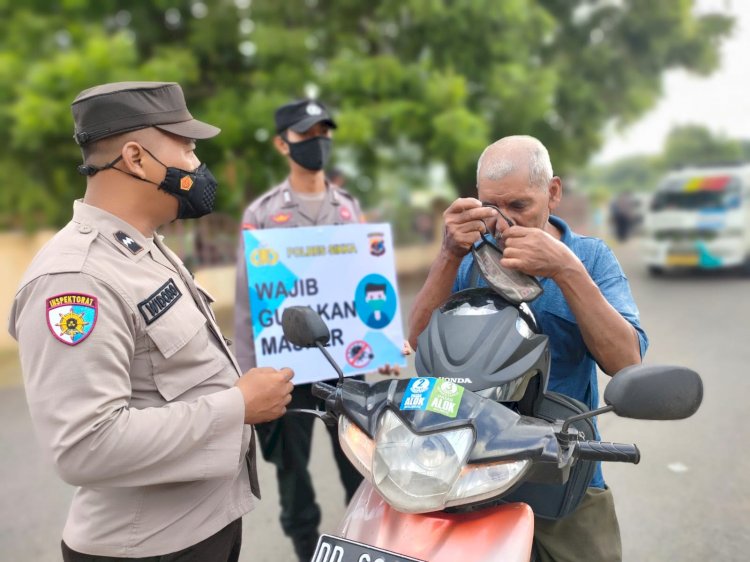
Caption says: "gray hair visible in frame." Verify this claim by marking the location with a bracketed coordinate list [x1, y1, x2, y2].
[476, 135, 553, 191]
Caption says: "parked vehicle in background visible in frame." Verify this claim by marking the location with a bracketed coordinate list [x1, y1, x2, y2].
[643, 164, 750, 275]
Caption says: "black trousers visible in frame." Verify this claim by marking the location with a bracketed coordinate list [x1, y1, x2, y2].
[255, 381, 363, 541]
[61, 518, 242, 562]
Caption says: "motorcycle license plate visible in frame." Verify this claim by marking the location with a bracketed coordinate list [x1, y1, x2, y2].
[311, 534, 425, 562]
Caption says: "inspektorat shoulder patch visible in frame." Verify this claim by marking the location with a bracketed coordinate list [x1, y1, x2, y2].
[46, 293, 98, 346]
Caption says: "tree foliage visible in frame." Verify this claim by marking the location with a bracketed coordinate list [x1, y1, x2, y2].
[663, 124, 744, 169]
[0, 0, 733, 230]
[577, 124, 750, 198]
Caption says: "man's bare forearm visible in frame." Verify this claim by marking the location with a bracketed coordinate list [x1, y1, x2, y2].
[408, 251, 463, 349]
[554, 263, 641, 376]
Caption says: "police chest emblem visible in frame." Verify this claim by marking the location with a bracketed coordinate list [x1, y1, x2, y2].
[271, 212, 292, 224]
[114, 231, 143, 255]
[46, 293, 98, 346]
[138, 279, 182, 325]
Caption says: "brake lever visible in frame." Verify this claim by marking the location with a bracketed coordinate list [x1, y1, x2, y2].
[286, 408, 339, 426]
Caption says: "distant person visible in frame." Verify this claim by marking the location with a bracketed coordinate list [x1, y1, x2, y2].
[8, 81, 294, 561]
[328, 166, 347, 188]
[610, 191, 636, 242]
[233, 99, 366, 561]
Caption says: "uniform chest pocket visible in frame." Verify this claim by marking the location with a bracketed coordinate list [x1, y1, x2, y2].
[539, 307, 588, 366]
[146, 304, 224, 401]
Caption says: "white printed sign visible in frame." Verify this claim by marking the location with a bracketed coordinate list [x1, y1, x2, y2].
[242, 223, 406, 384]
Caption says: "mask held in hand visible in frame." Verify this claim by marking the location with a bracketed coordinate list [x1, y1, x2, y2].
[472, 202, 543, 303]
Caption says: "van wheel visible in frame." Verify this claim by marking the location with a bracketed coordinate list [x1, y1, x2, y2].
[647, 265, 664, 276]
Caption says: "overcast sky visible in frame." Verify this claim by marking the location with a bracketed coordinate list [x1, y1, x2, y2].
[594, 0, 749, 163]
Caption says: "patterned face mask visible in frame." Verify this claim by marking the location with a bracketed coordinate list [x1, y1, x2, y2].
[77, 146, 218, 220]
[471, 203, 543, 304]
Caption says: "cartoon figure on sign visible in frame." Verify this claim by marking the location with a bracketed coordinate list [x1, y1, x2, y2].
[355, 274, 397, 330]
[364, 283, 391, 328]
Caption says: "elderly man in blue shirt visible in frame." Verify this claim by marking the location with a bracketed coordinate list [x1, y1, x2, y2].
[408, 135, 648, 562]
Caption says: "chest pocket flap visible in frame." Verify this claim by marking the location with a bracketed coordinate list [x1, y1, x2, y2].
[146, 303, 224, 401]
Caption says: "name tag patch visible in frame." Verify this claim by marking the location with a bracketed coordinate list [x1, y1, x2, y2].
[138, 279, 182, 325]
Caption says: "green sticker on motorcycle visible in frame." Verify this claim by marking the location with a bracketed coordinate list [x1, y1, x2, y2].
[426, 379, 465, 418]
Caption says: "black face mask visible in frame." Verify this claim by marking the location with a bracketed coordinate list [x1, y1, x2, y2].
[283, 135, 332, 171]
[78, 148, 219, 220]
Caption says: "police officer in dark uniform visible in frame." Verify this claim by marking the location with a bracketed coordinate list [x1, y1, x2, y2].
[233, 99, 364, 561]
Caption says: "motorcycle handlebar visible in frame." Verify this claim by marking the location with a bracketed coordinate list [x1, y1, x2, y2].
[311, 381, 337, 401]
[576, 441, 641, 464]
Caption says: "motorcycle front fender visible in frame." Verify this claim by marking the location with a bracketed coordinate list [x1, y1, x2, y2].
[337, 481, 534, 562]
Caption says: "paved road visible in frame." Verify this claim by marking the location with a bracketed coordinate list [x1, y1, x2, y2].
[2, 239, 749, 561]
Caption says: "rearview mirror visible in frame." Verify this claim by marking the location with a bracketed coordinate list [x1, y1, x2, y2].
[281, 306, 330, 348]
[604, 364, 703, 420]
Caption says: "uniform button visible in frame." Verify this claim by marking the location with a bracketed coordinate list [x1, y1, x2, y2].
[78, 224, 92, 234]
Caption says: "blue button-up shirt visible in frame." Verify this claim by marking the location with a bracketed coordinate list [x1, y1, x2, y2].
[452, 215, 648, 488]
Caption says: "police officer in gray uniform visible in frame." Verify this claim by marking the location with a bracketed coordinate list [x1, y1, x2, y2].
[234, 99, 364, 561]
[8, 82, 295, 561]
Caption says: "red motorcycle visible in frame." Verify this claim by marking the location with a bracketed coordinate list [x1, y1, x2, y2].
[282, 290, 702, 562]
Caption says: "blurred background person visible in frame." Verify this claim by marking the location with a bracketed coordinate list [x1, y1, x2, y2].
[610, 191, 637, 243]
[328, 166, 347, 189]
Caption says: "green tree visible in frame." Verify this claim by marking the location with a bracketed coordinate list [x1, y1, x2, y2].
[576, 154, 664, 198]
[663, 124, 744, 169]
[0, 0, 733, 230]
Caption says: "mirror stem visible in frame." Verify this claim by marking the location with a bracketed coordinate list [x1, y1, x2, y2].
[316, 341, 344, 386]
[561, 404, 614, 434]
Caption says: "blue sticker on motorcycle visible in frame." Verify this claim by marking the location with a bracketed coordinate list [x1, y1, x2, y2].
[400, 377, 436, 411]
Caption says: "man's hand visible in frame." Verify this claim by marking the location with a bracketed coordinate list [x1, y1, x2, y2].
[377, 364, 401, 376]
[376, 340, 416, 376]
[235, 366, 294, 424]
[441, 198, 497, 259]
[499, 226, 581, 279]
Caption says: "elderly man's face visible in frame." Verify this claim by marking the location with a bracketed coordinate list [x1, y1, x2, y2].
[478, 170, 558, 235]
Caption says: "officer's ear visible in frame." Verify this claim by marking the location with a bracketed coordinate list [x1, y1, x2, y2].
[120, 141, 149, 180]
[273, 134, 290, 157]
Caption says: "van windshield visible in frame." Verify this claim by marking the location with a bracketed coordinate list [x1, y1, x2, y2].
[651, 176, 742, 211]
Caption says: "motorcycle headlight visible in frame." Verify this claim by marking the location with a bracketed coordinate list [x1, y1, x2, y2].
[338, 410, 529, 514]
[445, 459, 529, 507]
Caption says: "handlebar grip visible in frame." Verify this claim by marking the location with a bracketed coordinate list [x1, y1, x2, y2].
[577, 441, 641, 464]
[311, 381, 336, 401]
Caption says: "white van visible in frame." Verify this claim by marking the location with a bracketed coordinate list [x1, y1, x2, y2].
[643, 164, 750, 274]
